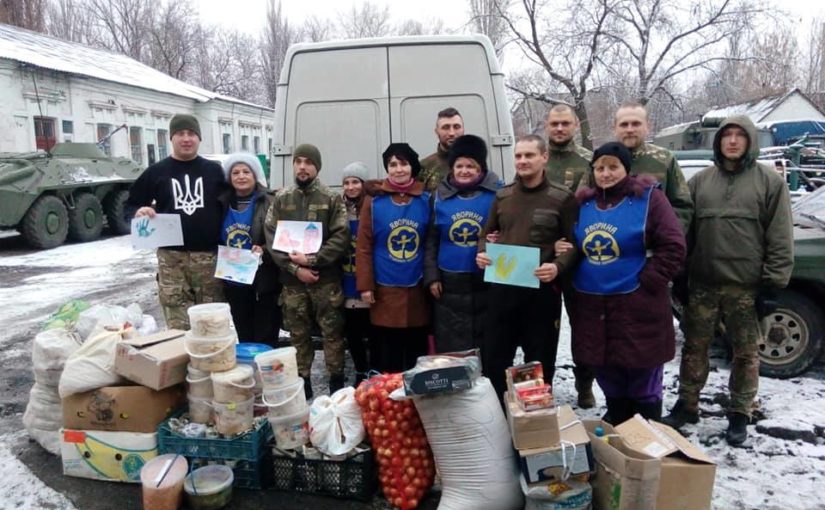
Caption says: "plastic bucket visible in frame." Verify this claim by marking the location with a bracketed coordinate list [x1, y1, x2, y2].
[236, 343, 274, 394]
[269, 406, 310, 450]
[188, 395, 214, 424]
[187, 303, 233, 337]
[186, 364, 213, 399]
[255, 346, 299, 390]
[184, 331, 237, 372]
[213, 397, 254, 436]
[210, 365, 255, 403]
[184, 464, 234, 510]
[140, 454, 188, 510]
[261, 378, 307, 418]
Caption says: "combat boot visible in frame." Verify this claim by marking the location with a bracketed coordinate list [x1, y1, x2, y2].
[725, 413, 749, 446]
[329, 374, 345, 394]
[604, 398, 634, 425]
[302, 376, 313, 401]
[661, 400, 699, 429]
[576, 379, 596, 409]
[635, 400, 662, 422]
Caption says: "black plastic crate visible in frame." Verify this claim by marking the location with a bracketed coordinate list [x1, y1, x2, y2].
[270, 447, 377, 501]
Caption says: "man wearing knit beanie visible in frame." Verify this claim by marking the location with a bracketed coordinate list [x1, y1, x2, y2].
[124, 113, 226, 329]
[265, 143, 350, 398]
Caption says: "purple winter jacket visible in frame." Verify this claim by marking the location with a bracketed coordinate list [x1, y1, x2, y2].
[571, 175, 686, 369]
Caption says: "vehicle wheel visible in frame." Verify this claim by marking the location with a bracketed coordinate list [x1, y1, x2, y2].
[758, 289, 824, 378]
[21, 195, 69, 249]
[68, 192, 104, 242]
[104, 189, 131, 235]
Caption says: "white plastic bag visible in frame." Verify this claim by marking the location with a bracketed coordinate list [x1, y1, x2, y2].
[31, 329, 82, 387]
[413, 377, 523, 510]
[309, 387, 365, 456]
[76, 303, 143, 341]
[521, 474, 593, 510]
[58, 328, 128, 398]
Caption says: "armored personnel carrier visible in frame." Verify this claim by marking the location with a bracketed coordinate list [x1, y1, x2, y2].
[0, 143, 144, 249]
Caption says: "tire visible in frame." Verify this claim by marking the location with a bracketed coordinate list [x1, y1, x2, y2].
[21, 195, 69, 249]
[68, 192, 104, 242]
[103, 189, 131, 235]
[758, 289, 824, 378]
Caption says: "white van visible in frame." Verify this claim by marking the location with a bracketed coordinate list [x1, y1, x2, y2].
[269, 35, 514, 188]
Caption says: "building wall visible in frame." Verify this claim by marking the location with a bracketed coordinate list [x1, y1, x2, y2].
[0, 58, 273, 165]
[761, 93, 825, 123]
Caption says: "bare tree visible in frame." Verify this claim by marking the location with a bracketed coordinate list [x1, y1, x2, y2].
[85, 0, 154, 63]
[260, 0, 297, 107]
[468, 0, 510, 57]
[395, 17, 446, 36]
[0, 0, 47, 32]
[339, 1, 391, 39]
[147, 0, 200, 80]
[802, 19, 825, 100]
[301, 14, 334, 42]
[497, 0, 617, 148]
[46, 0, 93, 42]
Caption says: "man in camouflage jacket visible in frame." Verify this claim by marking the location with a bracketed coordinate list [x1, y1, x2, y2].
[418, 107, 465, 191]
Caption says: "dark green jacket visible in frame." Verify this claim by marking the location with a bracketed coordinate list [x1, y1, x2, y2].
[688, 115, 793, 288]
[264, 178, 350, 286]
[418, 145, 450, 192]
[546, 140, 592, 192]
[629, 142, 693, 233]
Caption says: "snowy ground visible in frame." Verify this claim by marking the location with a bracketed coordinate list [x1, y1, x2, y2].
[0, 234, 824, 509]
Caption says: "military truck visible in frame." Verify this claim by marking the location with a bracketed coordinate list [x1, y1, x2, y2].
[0, 143, 144, 249]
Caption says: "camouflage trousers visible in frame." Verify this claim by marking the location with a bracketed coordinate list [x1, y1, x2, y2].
[156, 249, 225, 330]
[679, 284, 760, 417]
[281, 282, 345, 378]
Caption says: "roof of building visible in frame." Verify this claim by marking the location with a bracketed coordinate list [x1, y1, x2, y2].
[702, 88, 822, 124]
[0, 23, 271, 110]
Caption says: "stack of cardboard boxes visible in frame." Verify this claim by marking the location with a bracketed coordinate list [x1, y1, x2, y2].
[60, 330, 189, 483]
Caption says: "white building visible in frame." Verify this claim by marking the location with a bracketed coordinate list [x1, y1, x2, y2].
[703, 88, 825, 125]
[0, 23, 274, 165]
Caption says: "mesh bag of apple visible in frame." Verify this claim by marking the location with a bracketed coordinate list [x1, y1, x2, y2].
[355, 373, 435, 509]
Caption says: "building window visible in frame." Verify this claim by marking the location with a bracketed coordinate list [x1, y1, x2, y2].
[147, 144, 156, 165]
[268, 138, 273, 154]
[130, 126, 143, 163]
[34, 117, 57, 151]
[223, 133, 232, 154]
[62, 120, 74, 142]
[241, 135, 249, 151]
[157, 129, 168, 159]
[254, 136, 261, 154]
[97, 123, 113, 156]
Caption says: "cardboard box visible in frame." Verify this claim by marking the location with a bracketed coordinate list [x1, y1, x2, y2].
[506, 393, 560, 450]
[61, 429, 158, 483]
[518, 405, 594, 483]
[586, 416, 717, 510]
[62, 385, 185, 433]
[115, 329, 187, 390]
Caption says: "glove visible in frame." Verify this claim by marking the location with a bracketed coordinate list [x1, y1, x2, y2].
[755, 287, 779, 319]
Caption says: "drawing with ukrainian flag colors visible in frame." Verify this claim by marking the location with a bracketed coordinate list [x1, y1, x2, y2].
[483, 243, 540, 288]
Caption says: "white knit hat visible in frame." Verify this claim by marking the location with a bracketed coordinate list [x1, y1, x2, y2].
[222, 153, 267, 187]
[341, 161, 369, 182]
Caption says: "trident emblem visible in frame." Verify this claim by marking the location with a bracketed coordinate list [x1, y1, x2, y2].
[172, 175, 204, 215]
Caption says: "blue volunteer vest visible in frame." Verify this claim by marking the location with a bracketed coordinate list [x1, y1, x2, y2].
[573, 187, 653, 295]
[221, 197, 256, 250]
[342, 219, 359, 298]
[372, 193, 430, 287]
[434, 190, 495, 273]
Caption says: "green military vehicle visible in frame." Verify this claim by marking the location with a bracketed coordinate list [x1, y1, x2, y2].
[0, 143, 143, 249]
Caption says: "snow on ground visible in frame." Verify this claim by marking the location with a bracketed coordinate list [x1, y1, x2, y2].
[0, 431, 77, 510]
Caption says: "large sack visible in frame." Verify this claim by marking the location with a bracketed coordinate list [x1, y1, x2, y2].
[309, 387, 365, 456]
[22, 383, 63, 455]
[58, 328, 128, 398]
[413, 377, 523, 510]
[32, 329, 81, 387]
[76, 303, 143, 341]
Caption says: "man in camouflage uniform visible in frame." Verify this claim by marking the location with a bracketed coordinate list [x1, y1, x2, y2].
[613, 102, 693, 232]
[544, 104, 597, 409]
[663, 115, 793, 446]
[418, 107, 465, 191]
[265, 144, 350, 397]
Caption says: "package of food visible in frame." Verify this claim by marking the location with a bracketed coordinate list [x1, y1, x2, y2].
[517, 391, 555, 412]
[506, 362, 545, 394]
[402, 349, 481, 396]
[184, 332, 237, 372]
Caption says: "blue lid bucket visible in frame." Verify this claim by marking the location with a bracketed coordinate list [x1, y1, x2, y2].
[235, 343, 274, 365]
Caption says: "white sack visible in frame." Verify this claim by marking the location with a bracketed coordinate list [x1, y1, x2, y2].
[309, 387, 365, 456]
[32, 329, 81, 387]
[76, 303, 142, 341]
[413, 377, 523, 510]
[22, 383, 63, 455]
[58, 328, 127, 398]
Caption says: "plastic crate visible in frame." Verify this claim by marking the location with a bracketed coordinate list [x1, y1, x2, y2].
[271, 447, 377, 501]
[157, 413, 274, 489]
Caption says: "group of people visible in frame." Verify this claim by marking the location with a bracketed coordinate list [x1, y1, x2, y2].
[127, 101, 793, 448]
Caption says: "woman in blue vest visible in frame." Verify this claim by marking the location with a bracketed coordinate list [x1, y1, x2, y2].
[341, 161, 372, 385]
[569, 142, 685, 424]
[356, 143, 430, 373]
[424, 135, 501, 352]
[218, 153, 282, 345]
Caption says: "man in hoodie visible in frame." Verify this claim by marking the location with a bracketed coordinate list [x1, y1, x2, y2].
[264, 144, 350, 398]
[663, 115, 793, 446]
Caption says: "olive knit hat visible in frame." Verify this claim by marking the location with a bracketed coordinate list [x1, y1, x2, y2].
[293, 143, 322, 171]
[169, 114, 201, 140]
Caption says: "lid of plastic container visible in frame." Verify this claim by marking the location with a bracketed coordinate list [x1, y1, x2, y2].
[254, 345, 296, 361]
[236, 343, 274, 363]
[183, 464, 234, 496]
[210, 364, 254, 383]
[140, 454, 188, 489]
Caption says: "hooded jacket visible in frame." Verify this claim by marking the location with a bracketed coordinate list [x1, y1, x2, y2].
[546, 139, 592, 192]
[687, 115, 793, 289]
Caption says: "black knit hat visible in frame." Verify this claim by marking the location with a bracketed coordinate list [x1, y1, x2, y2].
[169, 114, 201, 140]
[592, 142, 632, 174]
[382, 143, 422, 178]
[293, 143, 322, 171]
[448, 135, 488, 174]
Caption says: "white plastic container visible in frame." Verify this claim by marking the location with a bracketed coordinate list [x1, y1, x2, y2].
[269, 406, 310, 450]
[255, 346, 299, 390]
[188, 395, 213, 424]
[184, 464, 234, 510]
[213, 397, 254, 436]
[262, 378, 307, 418]
[186, 364, 213, 399]
[184, 331, 237, 372]
[210, 365, 255, 403]
[140, 454, 188, 510]
[187, 303, 233, 337]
